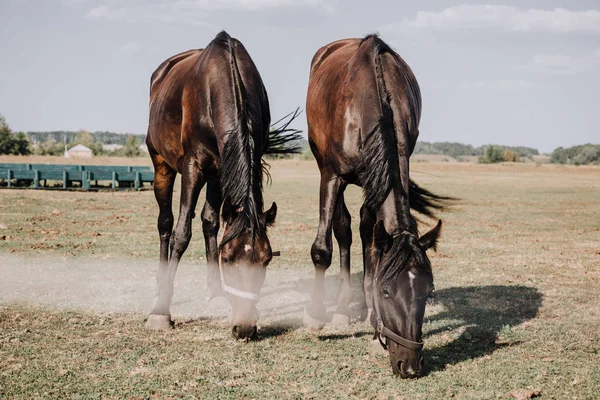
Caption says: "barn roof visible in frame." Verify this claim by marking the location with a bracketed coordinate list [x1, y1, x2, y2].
[68, 144, 93, 152]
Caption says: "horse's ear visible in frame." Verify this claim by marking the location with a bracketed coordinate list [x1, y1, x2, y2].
[419, 220, 442, 251]
[373, 220, 392, 252]
[261, 202, 277, 227]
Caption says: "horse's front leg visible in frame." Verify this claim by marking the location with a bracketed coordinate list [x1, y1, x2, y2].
[147, 159, 205, 330]
[304, 169, 342, 331]
[202, 180, 228, 310]
[359, 204, 376, 323]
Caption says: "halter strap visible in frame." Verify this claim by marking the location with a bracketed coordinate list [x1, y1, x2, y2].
[218, 253, 261, 302]
[373, 275, 424, 351]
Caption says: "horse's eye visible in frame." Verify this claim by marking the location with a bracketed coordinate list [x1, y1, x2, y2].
[382, 288, 391, 298]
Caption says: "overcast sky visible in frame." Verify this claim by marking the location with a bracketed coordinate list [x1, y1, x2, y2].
[1, 1, 599, 152]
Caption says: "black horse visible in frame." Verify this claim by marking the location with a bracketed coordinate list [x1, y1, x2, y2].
[145, 31, 300, 341]
[305, 34, 445, 377]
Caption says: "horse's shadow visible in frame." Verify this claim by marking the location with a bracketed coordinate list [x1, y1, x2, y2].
[421, 285, 542, 375]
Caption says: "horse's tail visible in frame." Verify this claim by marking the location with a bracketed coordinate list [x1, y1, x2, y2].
[409, 179, 452, 219]
[264, 108, 303, 155]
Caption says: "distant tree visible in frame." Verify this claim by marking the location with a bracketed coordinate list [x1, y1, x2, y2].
[34, 138, 65, 156]
[503, 150, 520, 162]
[0, 114, 31, 155]
[121, 135, 142, 157]
[478, 145, 504, 163]
[550, 147, 568, 164]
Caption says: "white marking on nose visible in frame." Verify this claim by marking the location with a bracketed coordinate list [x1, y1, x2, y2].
[408, 270, 415, 289]
[406, 365, 416, 375]
[244, 244, 251, 252]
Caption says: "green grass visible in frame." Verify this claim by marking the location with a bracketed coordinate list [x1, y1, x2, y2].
[1, 160, 600, 398]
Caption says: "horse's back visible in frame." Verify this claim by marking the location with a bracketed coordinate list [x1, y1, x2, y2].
[306, 38, 377, 173]
[147, 33, 269, 174]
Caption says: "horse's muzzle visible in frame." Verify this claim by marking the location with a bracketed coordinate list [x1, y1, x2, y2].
[232, 324, 257, 342]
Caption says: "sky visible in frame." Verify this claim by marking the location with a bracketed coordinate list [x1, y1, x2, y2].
[1, 0, 599, 152]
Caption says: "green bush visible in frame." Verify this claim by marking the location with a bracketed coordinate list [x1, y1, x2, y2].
[550, 144, 600, 165]
[478, 145, 504, 164]
[0, 115, 31, 155]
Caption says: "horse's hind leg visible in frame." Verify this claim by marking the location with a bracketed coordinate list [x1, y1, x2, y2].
[201, 180, 227, 307]
[331, 192, 352, 327]
[147, 159, 205, 330]
[304, 168, 342, 331]
[359, 204, 376, 322]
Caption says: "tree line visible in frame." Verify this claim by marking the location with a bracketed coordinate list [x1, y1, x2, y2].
[0, 114, 146, 157]
[414, 141, 540, 159]
[2, 114, 599, 164]
[550, 144, 600, 165]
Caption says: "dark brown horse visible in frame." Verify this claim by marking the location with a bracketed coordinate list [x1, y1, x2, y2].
[305, 35, 445, 377]
[145, 31, 300, 341]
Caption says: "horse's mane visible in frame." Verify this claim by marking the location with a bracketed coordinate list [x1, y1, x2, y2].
[357, 34, 417, 232]
[357, 34, 448, 229]
[212, 31, 264, 246]
[215, 31, 301, 246]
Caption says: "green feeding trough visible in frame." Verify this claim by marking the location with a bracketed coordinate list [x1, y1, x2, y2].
[0, 163, 154, 190]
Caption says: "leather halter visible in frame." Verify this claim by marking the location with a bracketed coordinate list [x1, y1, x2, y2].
[373, 231, 424, 351]
[218, 253, 261, 302]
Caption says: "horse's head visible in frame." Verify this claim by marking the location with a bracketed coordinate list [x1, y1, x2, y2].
[371, 219, 442, 378]
[220, 202, 277, 342]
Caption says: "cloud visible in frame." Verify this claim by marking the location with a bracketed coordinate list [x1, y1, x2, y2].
[120, 42, 141, 53]
[84, 0, 334, 24]
[460, 79, 532, 91]
[119, 42, 160, 54]
[384, 5, 600, 34]
[518, 49, 600, 75]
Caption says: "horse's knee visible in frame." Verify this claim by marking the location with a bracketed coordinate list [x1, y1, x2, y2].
[158, 212, 173, 237]
[311, 240, 332, 268]
[170, 226, 192, 256]
[201, 206, 219, 235]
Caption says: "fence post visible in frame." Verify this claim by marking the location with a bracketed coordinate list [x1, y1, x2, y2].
[82, 171, 90, 189]
[63, 171, 68, 189]
[135, 171, 141, 190]
[7, 169, 11, 188]
[33, 170, 39, 189]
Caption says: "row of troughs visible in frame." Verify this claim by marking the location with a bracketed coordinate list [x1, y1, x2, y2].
[0, 163, 154, 190]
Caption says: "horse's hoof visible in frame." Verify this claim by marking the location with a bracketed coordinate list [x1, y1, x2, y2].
[330, 313, 350, 327]
[207, 296, 230, 312]
[370, 338, 388, 356]
[145, 314, 172, 331]
[303, 307, 326, 332]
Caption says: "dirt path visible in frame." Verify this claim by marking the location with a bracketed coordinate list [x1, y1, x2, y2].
[0, 254, 356, 327]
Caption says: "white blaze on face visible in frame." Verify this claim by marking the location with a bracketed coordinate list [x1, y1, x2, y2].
[244, 244, 251, 253]
[408, 270, 416, 289]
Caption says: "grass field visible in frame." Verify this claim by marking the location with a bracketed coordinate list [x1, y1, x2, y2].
[1, 159, 599, 399]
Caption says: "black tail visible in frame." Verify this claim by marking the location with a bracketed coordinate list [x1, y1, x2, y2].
[409, 179, 453, 219]
[264, 108, 303, 155]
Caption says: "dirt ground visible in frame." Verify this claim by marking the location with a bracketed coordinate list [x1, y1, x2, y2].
[1, 159, 600, 398]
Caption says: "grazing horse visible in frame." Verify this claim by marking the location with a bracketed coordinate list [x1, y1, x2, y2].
[305, 35, 444, 377]
[145, 31, 300, 341]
